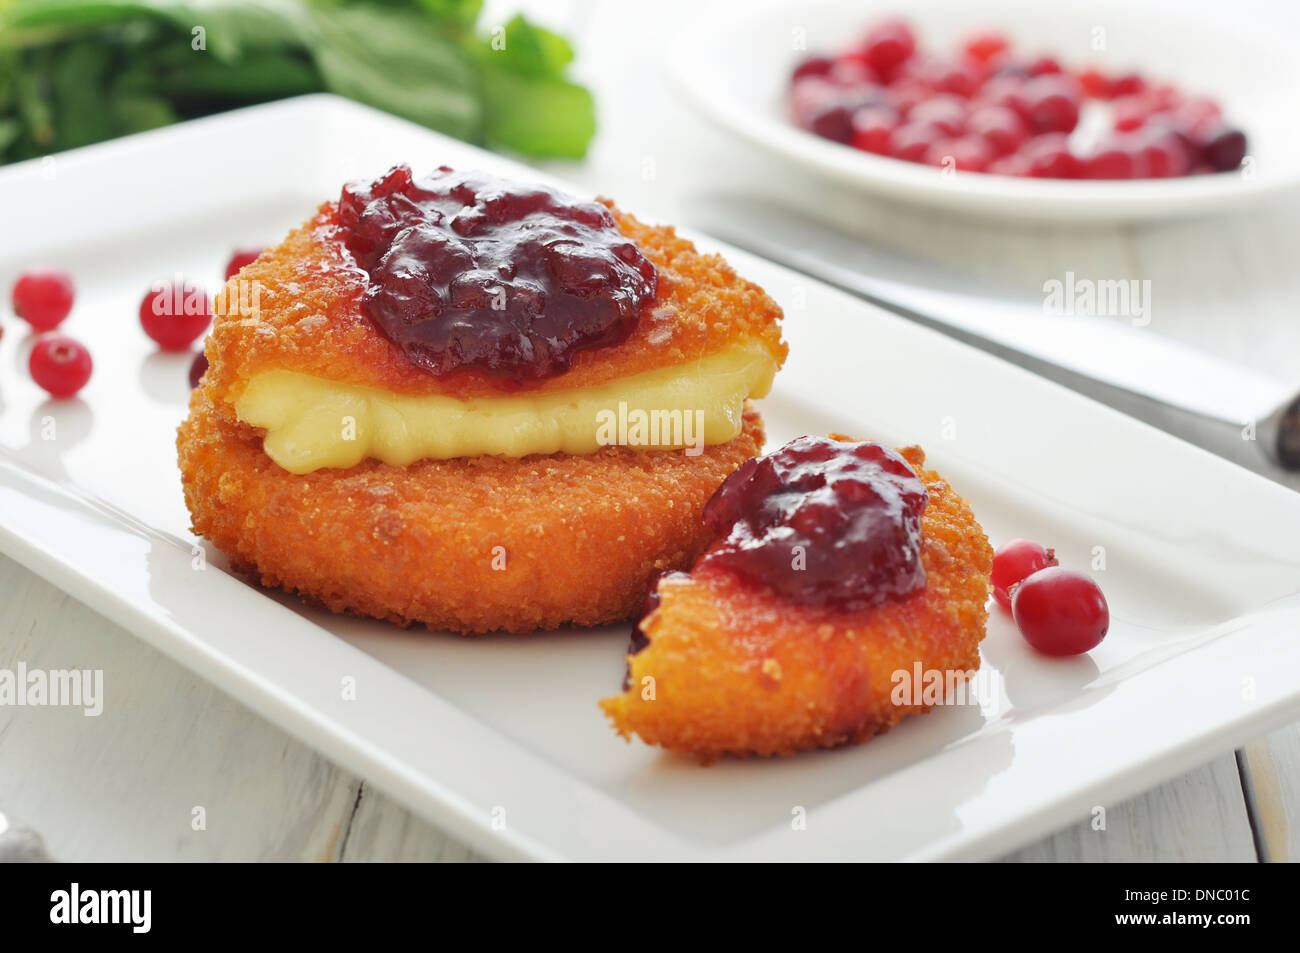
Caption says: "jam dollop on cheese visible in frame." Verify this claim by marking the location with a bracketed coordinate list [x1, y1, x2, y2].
[338, 164, 658, 386]
[699, 436, 929, 609]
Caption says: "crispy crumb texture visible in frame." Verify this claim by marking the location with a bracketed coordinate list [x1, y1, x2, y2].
[179, 393, 765, 634]
[201, 199, 787, 417]
[600, 444, 994, 759]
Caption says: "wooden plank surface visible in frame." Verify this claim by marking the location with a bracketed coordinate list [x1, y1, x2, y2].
[1241, 729, 1300, 862]
[1000, 758, 1258, 862]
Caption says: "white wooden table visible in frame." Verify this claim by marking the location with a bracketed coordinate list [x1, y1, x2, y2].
[2, 0, 1298, 862]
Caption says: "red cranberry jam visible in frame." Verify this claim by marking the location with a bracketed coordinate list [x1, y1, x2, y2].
[623, 570, 689, 689]
[338, 165, 657, 386]
[700, 436, 929, 609]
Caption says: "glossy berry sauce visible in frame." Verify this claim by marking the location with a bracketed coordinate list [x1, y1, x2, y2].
[623, 570, 689, 689]
[699, 436, 929, 609]
[338, 164, 657, 386]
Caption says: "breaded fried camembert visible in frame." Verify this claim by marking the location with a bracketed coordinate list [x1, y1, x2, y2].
[178, 165, 785, 633]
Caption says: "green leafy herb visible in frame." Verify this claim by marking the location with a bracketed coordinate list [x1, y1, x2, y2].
[472, 13, 593, 158]
[0, 0, 597, 163]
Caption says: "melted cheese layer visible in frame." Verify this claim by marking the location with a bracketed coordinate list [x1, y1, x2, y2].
[234, 342, 777, 474]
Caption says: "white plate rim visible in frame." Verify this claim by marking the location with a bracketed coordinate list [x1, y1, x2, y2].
[3, 95, 1300, 860]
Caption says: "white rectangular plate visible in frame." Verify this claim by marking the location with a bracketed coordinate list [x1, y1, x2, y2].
[3, 95, 1299, 861]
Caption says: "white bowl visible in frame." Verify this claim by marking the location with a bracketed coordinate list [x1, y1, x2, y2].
[670, 0, 1300, 221]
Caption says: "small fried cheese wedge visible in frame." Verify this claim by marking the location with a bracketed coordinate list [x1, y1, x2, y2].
[601, 444, 993, 758]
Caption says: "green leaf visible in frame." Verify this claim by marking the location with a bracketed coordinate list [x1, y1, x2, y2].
[165, 0, 312, 61]
[48, 38, 114, 149]
[410, 0, 480, 29]
[13, 47, 56, 147]
[0, 0, 310, 61]
[481, 13, 572, 78]
[307, 3, 480, 141]
[108, 92, 178, 133]
[159, 49, 320, 100]
[473, 13, 593, 156]
[0, 117, 22, 157]
[480, 65, 594, 158]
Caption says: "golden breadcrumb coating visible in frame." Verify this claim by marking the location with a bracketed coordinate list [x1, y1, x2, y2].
[181, 181, 785, 634]
[201, 200, 787, 422]
[600, 445, 993, 759]
[178, 392, 766, 634]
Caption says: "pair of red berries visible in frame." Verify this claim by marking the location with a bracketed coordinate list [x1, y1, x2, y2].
[991, 539, 1109, 656]
[12, 268, 93, 398]
[10, 249, 262, 399]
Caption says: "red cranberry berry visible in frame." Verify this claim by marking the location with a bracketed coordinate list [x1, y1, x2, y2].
[791, 78, 844, 132]
[1112, 94, 1156, 132]
[991, 539, 1059, 608]
[1199, 124, 1247, 171]
[851, 106, 899, 154]
[1022, 75, 1082, 133]
[792, 80, 885, 143]
[791, 55, 836, 83]
[892, 121, 943, 161]
[806, 104, 858, 143]
[908, 94, 968, 136]
[12, 268, 75, 332]
[888, 79, 934, 115]
[966, 105, 1027, 156]
[928, 59, 982, 98]
[890, 52, 938, 87]
[29, 334, 93, 398]
[963, 32, 1010, 64]
[1025, 55, 1063, 77]
[828, 58, 878, 87]
[860, 18, 916, 76]
[1077, 68, 1110, 98]
[140, 281, 213, 351]
[976, 75, 1030, 121]
[1137, 130, 1191, 178]
[1108, 73, 1146, 98]
[1024, 133, 1082, 178]
[1011, 567, 1109, 656]
[224, 248, 265, 280]
[1083, 138, 1146, 179]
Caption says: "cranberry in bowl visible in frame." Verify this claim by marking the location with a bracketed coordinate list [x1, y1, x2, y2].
[670, 0, 1300, 221]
